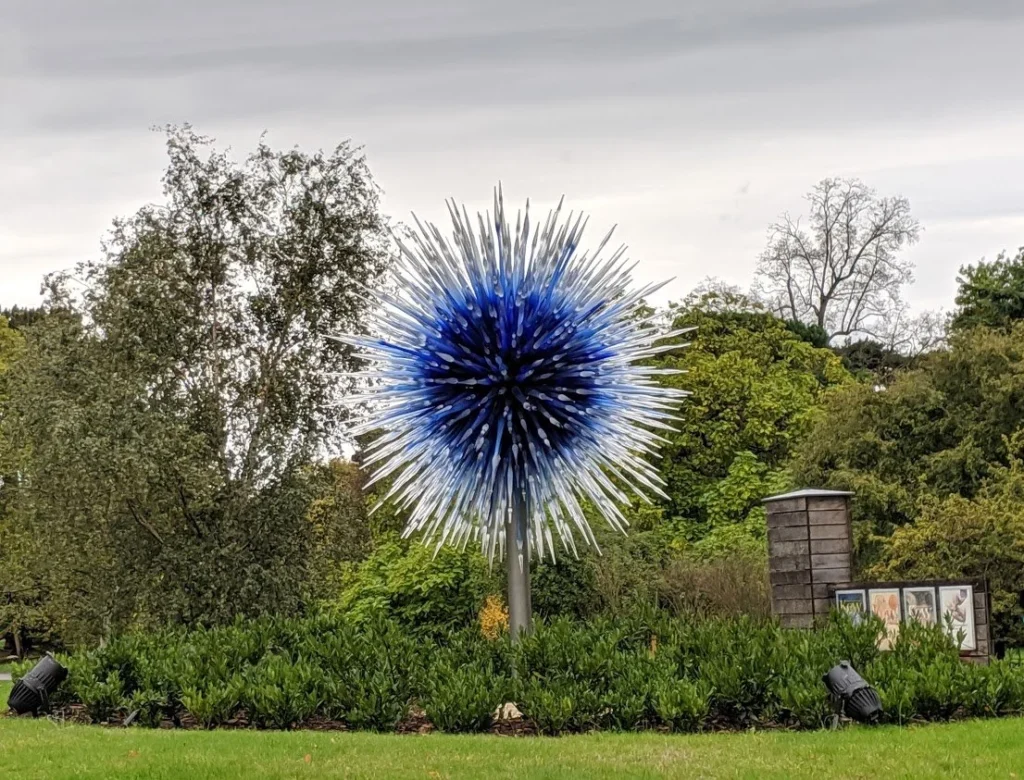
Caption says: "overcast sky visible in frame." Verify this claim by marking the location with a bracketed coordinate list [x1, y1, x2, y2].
[3, 0, 1023, 314]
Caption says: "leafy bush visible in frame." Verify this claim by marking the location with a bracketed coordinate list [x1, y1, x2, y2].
[657, 552, 771, 620]
[29, 611, 1024, 734]
[242, 656, 325, 729]
[336, 539, 499, 636]
[652, 677, 709, 732]
[871, 453, 1024, 645]
[180, 678, 243, 728]
[421, 658, 508, 733]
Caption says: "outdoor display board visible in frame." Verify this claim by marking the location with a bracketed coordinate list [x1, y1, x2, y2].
[830, 579, 991, 662]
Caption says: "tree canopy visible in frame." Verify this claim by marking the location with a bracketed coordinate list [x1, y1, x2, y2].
[952, 247, 1024, 333]
[0, 127, 391, 644]
[791, 324, 1024, 563]
[652, 293, 851, 551]
[6, 160, 1024, 653]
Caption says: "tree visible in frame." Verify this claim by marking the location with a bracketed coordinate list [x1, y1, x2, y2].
[1, 126, 391, 644]
[791, 324, 1024, 567]
[952, 247, 1024, 333]
[755, 178, 920, 343]
[0, 315, 22, 386]
[652, 297, 851, 549]
[835, 338, 913, 381]
[682, 278, 761, 314]
[0, 316, 41, 657]
[304, 459, 373, 602]
[871, 447, 1024, 645]
[0, 306, 46, 332]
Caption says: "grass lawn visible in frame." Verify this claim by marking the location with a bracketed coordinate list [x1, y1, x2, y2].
[2, 682, 1024, 780]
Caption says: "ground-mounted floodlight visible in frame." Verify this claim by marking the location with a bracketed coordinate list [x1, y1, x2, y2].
[6, 654, 68, 716]
[822, 661, 882, 724]
[339, 188, 688, 639]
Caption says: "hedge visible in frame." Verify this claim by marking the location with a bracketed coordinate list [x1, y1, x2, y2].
[12, 612, 1024, 734]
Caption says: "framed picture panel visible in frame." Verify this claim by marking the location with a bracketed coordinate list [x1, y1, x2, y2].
[834, 589, 867, 625]
[868, 588, 902, 650]
[904, 586, 938, 626]
[830, 579, 988, 659]
[939, 585, 976, 651]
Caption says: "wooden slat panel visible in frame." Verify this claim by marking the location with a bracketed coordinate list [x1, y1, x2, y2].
[811, 552, 851, 570]
[767, 511, 810, 528]
[807, 497, 849, 512]
[810, 538, 851, 555]
[765, 498, 807, 514]
[770, 570, 811, 586]
[769, 526, 809, 543]
[809, 524, 848, 540]
[812, 584, 832, 600]
[812, 567, 850, 584]
[807, 509, 849, 526]
[771, 540, 810, 557]
[975, 604, 988, 625]
[775, 599, 814, 615]
[770, 554, 811, 573]
[773, 584, 812, 600]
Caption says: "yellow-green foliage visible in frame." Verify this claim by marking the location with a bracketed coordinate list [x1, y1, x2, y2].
[652, 295, 851, 550]
[872, 447, 1024, 643]
[337, 538, 500, 633]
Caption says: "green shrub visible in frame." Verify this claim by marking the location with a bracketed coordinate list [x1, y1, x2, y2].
[126, 689, 170, 728]
[420, 659, 508, 733]
[37, 611, 1024, 735]
[75, 670, 128, 723]
[180, 678, 244, 728]
[516, 676, 601, 734]
[336, 539, 499, 636]
[652, 677, 709, 732]
[242, 656, 325, 729]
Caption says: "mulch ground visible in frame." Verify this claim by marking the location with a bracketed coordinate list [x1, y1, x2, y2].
[7, 703, 541, 736]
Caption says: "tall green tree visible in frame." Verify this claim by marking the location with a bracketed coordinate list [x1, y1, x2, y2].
[952, 247, 1024, 333]
[834, 338, 913, 381]
[653, 292, 850, 551]
[871, 442, 1024, 644]
[303, 459, 373, 602]
[791, 324, 1024, 566]
[1, 127, 390, 644]
[0, 315, 22, 384]
[0, 306, 46, 332]
[0, 316, 40, 656]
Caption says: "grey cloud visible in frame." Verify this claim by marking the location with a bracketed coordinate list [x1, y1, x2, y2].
[9, 0, 1024, 80]
[9, 19, 1024, 140]
[2, 0, 1023, 312]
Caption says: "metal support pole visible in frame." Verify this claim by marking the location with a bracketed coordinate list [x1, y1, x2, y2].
[506, 491, 532, 642]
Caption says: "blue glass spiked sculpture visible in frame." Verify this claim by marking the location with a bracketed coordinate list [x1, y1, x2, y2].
[341, 188, 689, 637]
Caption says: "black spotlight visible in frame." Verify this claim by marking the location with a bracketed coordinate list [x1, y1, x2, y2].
[822, 661, 882, 724]
[7, 654, 69, 716]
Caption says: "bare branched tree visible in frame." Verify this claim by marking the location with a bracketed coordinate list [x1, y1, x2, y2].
[882, 308, 947, 357]
[754, 178, 921, 343]
[684, 276, 765, 314]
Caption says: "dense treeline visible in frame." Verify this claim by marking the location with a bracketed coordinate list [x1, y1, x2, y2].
[2, 125, 1024, 655]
